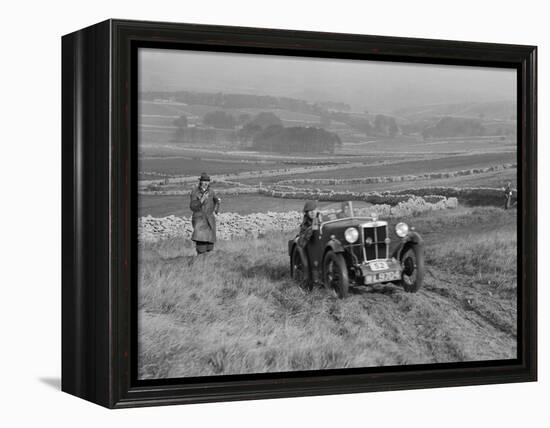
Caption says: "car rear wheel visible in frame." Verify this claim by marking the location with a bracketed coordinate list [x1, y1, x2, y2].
[400, 245, 424, 293]
[291, 246, 312, 292]
[323, 250, 349, 299]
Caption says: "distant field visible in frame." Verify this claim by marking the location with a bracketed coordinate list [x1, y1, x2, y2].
[140, 115, 179, 127]
[139, 100, 516, 156]
[290, 168, 517, 193]
[139, 101, 190, 117]
[139, 102, 322, 135]
[139, 144, 414, 163]
[139, 156, 285, 177]
[241, 152, 516, 185]
[140, 100, 321, 121]
[139, 163, 517, 218]
[138, 149, 427, 178]
[338, 136, 516, 155]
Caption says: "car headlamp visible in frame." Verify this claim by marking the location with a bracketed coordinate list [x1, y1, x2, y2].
[395, 222, 409, 238]
[344, 227, 359, 243]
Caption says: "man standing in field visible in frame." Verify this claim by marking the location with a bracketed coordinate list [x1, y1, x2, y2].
[190, 172, 221, 254]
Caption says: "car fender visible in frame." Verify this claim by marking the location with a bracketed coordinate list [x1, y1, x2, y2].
[325, 238, 345, 255]
[290, 243, 311, 277]
[392, 231, 424, 260]
[288, 238, 297, 256]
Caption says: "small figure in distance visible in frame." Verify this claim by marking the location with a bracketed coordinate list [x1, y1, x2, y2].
[503, 181, 514, 210]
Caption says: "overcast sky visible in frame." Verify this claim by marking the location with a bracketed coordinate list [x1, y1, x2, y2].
[139, 48, 516, 113]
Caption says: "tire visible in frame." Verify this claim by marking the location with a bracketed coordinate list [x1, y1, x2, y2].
[291, 246, 312, 292]
[399, 244, 424, 293]
[322, 250, 349, 299]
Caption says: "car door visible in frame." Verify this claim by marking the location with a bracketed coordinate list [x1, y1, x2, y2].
[305, 220, 324, 280]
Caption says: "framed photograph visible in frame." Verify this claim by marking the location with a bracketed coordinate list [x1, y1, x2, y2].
[62, 19, 537, 408]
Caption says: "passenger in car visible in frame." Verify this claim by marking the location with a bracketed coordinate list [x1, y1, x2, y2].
[337, 201, 353, 218]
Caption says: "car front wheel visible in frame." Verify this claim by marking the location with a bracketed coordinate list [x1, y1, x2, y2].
[323, 250, 349, 299]
[399, 245, 424, 293]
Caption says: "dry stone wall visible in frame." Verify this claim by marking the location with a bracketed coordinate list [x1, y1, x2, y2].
[138, 196, 458, 243]
[275, 163, 516, 186]
[391, 187, 516, 206]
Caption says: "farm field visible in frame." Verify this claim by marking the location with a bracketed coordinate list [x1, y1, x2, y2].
[138, 207, 517, 379]
[138, 167, 515, 218]
[288, 168, 517, 193]
[138, 149, 517, 217]
[236, 151, 516, 185]
[139, 156, 286, 177]
[140, 143, 440, 161]
[140, 100, 322, 123]
[138, 98, 516, 158]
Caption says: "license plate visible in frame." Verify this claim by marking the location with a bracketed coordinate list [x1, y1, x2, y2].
[365, 270, 400, 284]
[370, 261, 389, 271]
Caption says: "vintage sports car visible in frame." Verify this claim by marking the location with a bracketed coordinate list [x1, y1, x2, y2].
[288, 201, 424, 298]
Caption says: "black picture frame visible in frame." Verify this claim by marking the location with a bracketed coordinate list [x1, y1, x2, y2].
[61, 19, 537, 408]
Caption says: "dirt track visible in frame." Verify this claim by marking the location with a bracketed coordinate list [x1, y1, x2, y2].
[348, 266, 516, 365]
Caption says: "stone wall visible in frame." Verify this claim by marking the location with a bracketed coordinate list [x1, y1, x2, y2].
[274, 163, 516, 186]
[138, 196, 458, 243]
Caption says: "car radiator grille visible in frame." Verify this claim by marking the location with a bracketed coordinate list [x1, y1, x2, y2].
[363, 225, 388, 260]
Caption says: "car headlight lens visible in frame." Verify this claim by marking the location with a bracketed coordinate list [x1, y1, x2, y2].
[344, 227, 359, 243]
[395, 222, 409, 238]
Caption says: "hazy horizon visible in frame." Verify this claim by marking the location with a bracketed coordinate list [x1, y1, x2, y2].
[139, 48, 516, 113]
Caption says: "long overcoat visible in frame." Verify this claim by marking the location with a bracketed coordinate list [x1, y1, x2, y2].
[190, 185, 220, 243]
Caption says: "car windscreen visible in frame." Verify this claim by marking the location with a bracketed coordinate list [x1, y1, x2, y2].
[316, 201, 355, 222]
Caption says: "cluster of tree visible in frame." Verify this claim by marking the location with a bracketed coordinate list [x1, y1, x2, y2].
[252, 125, 342, 154]
[237, 112, 283, 142]
[399, 120, 431, 136]
[173, 115, 188, 141]
[173, 115, 188, 128]
[203, 110, 237, 129]
[246, 111, 283, 128]
[172, 111, 289, 144]
[373, 114, 399, 137]
[323, 111, 400, 137]
[422, 116, 486, 139]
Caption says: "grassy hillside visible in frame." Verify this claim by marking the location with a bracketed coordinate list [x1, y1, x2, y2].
[138, 207, 517, 379]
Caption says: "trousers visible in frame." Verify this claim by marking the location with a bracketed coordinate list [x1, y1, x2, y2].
[194, 240, 214, 254]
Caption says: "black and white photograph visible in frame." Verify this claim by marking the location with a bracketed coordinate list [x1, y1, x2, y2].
[1, 0, 545, 421]
[137, 48, 518, 380]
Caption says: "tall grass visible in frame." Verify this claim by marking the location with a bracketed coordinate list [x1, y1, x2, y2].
[138, 207, 517, 379]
